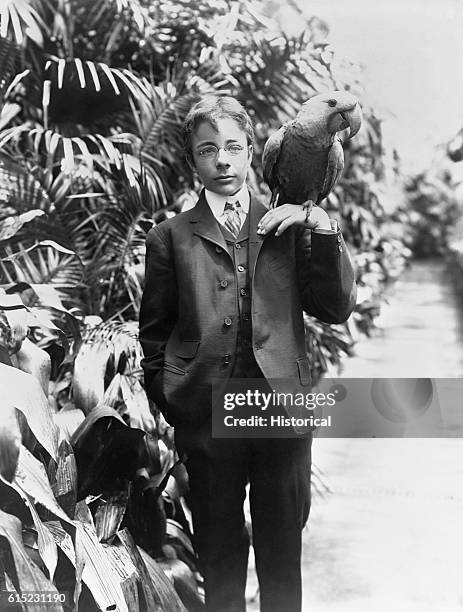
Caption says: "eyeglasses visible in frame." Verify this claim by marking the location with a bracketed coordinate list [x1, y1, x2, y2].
[196, 144, 246, 159]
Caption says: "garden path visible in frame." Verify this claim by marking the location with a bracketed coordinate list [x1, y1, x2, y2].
[246, 258, 463, 611]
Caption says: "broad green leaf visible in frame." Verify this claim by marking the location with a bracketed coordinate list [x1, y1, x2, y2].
[138, 544, 187, 612]
[0, 210, 45, 242]
[71, 405, 145, 499]
[102, 541, 140, 609]
[93, 490, 129, 543]
[72, 340, 112, 414]
[157, 557, 203, 611]
[10, 337, 51, 396]
[118, 528, 186, 612]
[11, 446, 71, 525]
[48, 437, 78, 519]
[0, 510, 63, 612]
[47, 521, 129, 612]
[165, 520, 194, 556]
[119, 374, 157, 433]
[20, 489, 58, 582]
[0, 403, 21, 482]
[0, 363, 59, 461]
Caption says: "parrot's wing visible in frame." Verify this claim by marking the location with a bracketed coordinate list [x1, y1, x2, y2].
[262, 125, 287, 189]
[317, 137, 344, 204]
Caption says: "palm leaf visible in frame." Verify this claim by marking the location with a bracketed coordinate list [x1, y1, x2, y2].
[0, 152, 50, 212]
[0, 36, 22, 104]
[0, 0, 47, 46]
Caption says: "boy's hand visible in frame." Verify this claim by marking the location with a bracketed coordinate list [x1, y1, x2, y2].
[257, 203, 331, 237]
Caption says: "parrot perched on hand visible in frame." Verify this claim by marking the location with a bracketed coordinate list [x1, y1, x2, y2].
[262, 90, 362, 211]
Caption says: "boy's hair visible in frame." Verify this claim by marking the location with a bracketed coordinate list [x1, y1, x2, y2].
[183, 95, 254, 157]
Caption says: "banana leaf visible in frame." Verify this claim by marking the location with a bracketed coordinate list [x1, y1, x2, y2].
[46, 521, 129, 612]
[0, 402, 21, 482]
[92, 489, 129, 543]
[117, 528, 186, 612]
[47, 437, 77, 519]
[0, 363, 59, 461]
[71, 405, 146, 499]
[72, 341, 112, 414]
[158, 557, 204, 611]
[0, 510, 63, 612]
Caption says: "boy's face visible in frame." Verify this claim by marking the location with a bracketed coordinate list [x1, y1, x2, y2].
[189, 118, 253, 197]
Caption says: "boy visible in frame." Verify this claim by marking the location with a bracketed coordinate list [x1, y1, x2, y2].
[139, 95, 356, 612]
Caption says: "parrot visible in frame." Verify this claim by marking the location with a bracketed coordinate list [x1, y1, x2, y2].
[262, 90, 362, 213]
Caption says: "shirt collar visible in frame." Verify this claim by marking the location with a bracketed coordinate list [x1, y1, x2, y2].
[205, 184, 250, 220]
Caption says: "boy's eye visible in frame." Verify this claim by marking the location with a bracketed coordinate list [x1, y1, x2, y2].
[198, 146, 218, 158]
[196, 144, 245, 158]
[226, 144, 244, 155]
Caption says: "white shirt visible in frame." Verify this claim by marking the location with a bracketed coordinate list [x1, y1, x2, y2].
[205, 185, 337, 233]
[205, 185, 250, 232]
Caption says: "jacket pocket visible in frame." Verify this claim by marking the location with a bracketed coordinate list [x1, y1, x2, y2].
[163, 361, 186, 375]
[296, 357, 311, 387]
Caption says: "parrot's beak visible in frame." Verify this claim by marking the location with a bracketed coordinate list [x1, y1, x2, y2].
[342, 103, 362, 139]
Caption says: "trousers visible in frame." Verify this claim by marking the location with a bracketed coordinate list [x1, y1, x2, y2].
[175, 419, 312, 612]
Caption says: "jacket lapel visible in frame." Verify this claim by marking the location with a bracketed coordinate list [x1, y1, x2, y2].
[190, 190, 228, 251]
[190, 189, 269, 275]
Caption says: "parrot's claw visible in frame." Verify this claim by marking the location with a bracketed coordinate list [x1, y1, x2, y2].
[269, 189, 280, 209]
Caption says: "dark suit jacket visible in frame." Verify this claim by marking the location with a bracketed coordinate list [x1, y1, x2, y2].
[139, 190, 356, 426]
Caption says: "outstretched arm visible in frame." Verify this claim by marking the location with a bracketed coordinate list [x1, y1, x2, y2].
[257, 204, 356, 323]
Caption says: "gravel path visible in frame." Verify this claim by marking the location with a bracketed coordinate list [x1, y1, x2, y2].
[246, 258, 463, 611]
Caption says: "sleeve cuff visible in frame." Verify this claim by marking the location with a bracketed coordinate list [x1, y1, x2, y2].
[312, 218, 339, 234]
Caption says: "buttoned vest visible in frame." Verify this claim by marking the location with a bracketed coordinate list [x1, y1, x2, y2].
[218, 214, 263, 378]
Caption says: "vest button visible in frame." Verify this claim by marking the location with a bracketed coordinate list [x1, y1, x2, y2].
[222, 353, 231, 365]
[235, 243, 242, 249]
[240, 288, 248, 296]
[237, 265, 245, 272]
[220, 280, 228, 288]
[224, 317, 232, 327]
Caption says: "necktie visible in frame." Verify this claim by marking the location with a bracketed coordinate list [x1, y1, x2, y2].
[224, 200, 241, 238]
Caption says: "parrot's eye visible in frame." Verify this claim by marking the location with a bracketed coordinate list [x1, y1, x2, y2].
[327, 99, 337, 107]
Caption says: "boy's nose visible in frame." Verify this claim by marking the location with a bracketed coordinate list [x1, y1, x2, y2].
[216, 148, 231, 165]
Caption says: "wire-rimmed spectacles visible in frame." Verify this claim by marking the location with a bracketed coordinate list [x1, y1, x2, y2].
[196, 144, 246, 159]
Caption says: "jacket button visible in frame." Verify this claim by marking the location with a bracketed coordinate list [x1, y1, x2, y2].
[220, 280, 228, 288]
[237, 265, 245, 272]
[235, 243, 242, 249]
[240, 288, 248, 296]
[215, 246, 223, 253]
[224, 317, 232, 326]
[255, 344, 263, 350]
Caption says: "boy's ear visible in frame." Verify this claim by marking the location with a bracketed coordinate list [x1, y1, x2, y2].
[248, 144, 253, 162]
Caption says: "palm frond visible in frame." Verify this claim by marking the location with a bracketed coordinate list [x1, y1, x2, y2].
[0, 240, 84, 307]
[0, 0, 47, 46]
[0, 36, 22, 103]
[0, 152, 50, 211]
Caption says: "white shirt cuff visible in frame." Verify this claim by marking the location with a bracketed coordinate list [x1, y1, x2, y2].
[312, 219, 339, 234]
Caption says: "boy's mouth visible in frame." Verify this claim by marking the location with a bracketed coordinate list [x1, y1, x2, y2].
[215, 175, 234, 181]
